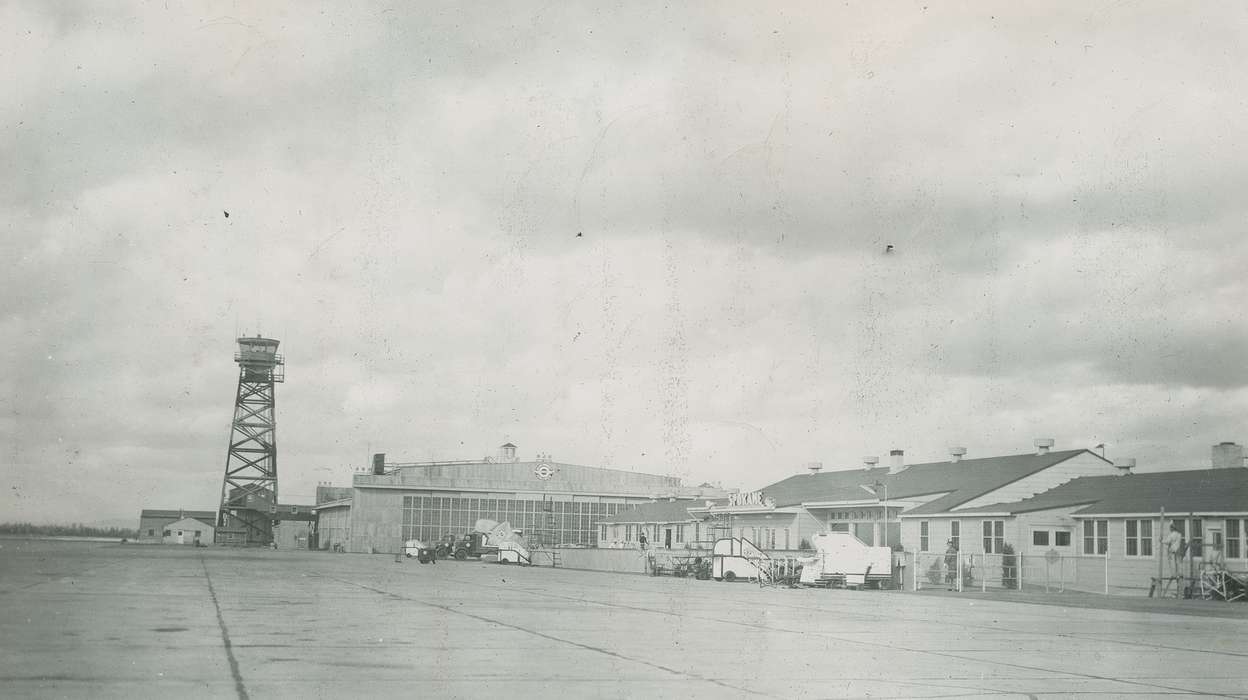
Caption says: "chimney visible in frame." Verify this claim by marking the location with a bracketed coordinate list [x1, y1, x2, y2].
[1034, 438, 1055, 455]
[1212, 442, 1245, 469]
[1113, 458, 1136, 475]
[863, 456, 879, 470]
[806, 461, 823, 475]
[371, 453, 386, 475]
[949, 446, 967, 463]
[888, 449, 906, 475]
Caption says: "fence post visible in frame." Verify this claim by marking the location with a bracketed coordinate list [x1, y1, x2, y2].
[1059, 555, 1065, 593]
[912, 551, 918, 591]
[1104, 550, 1110, 595]
[956, 552, 963, 592]
[981, 554, 986, 592]
[1018, 553, 1024, 591]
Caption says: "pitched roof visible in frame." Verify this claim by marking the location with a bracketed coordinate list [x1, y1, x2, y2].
[950, 468, 1248, 516]
[140, 509, 217, 521]
[599, 499, 708, 524]
[759, 449, 1098, 514]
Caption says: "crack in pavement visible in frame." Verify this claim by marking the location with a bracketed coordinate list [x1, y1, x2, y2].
[319, 574, 778, 698]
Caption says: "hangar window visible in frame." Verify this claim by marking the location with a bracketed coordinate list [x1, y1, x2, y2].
[919, 521, 929, 552]
[1055, 531, 1071, 547]
[1033, 530, 1049, 547]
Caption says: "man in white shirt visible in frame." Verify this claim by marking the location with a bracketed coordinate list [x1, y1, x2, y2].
[1164, 521, 1184, 576]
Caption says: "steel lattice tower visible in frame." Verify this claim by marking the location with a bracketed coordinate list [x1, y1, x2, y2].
[215, 336, 285, 545]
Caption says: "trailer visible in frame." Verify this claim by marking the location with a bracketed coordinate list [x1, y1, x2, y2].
[711, 536, 770, 582]
[798, 531, 893, 588]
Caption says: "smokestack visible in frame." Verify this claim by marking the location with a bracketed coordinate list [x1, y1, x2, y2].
[1034, 438, 1055, 455]
[1113, 458, 1135, 475]
[888, 449, 906, 475]
[949, 447, 967, 463]
[372, 453, 386, 475]
[806, 462, 823, 475]
[1212, 442, 1245, 469]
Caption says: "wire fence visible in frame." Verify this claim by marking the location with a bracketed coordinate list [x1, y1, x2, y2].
[908, 551, 1111, 594]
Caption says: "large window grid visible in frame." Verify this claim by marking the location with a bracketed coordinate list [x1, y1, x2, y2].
[401, 496, 625, 546]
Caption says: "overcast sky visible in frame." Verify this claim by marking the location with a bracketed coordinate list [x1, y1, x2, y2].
[4, 2, 1247, 525]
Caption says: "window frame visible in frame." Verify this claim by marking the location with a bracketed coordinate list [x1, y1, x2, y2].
[982, 520, 1004, 554]
[1226, 519, 1242, 559]
[949, 520, 960, 552]
[1124, 518, 1154, 558]
[919, 521, 929, 552]
[1083, 519, 1108, 555]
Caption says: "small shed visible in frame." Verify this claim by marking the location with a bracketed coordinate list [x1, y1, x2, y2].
[161, 517, 215, 546]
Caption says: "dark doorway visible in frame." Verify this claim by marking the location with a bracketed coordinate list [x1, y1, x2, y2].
[664, 528, 672, 549]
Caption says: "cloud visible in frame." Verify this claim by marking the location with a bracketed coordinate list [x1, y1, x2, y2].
[4, 2, 1248, 522]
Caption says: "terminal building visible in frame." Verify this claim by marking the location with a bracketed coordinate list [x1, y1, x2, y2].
[314, 443, 727, 554]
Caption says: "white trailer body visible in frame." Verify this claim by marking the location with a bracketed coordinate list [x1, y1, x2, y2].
[711, 537, 769, 581]
[798, 532, 892, 587]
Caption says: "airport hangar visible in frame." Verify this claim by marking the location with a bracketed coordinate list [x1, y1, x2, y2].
[315, 444, 727, 554]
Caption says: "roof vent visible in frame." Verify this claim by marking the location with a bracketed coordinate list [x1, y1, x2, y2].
[806, 462, 823, 475]
[949, 447, 967, 463]
[1034, 438, 1055, 455]
[888, 449, 906, 475]
[1113, 458, 1135, 475]
[863, 456, 879, 470]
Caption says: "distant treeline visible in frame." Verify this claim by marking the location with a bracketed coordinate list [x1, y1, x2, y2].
[0, 522, 138, 539]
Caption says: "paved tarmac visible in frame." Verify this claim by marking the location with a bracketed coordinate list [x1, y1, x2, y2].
[1, 538, 1245, 699]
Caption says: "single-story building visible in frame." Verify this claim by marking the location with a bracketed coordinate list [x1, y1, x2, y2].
[692, 441, 1114, 553]
[160, 516, 214, 546]
[137, 509, 217, 543]
[919, 452, 1248, 595]
[597, 498, 726, 549]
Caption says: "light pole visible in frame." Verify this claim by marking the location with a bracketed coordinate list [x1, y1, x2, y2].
[860, 481, 888, 548]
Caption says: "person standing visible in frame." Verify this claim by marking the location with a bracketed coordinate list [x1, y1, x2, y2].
[638, 531, 648, 550]
[1164, 521, 1184, 577]
[944, 540, 959, 590]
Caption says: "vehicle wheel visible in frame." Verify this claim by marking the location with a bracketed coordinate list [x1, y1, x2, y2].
[455, 550, 468, 561]
[724, 571, 737, 582]
[405, 553, 413, 558]
[499, 559, 512, 565]
[713, 577, 723, 582]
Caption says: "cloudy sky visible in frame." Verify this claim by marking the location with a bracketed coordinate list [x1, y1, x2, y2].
[4, 2, 1247, 525]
